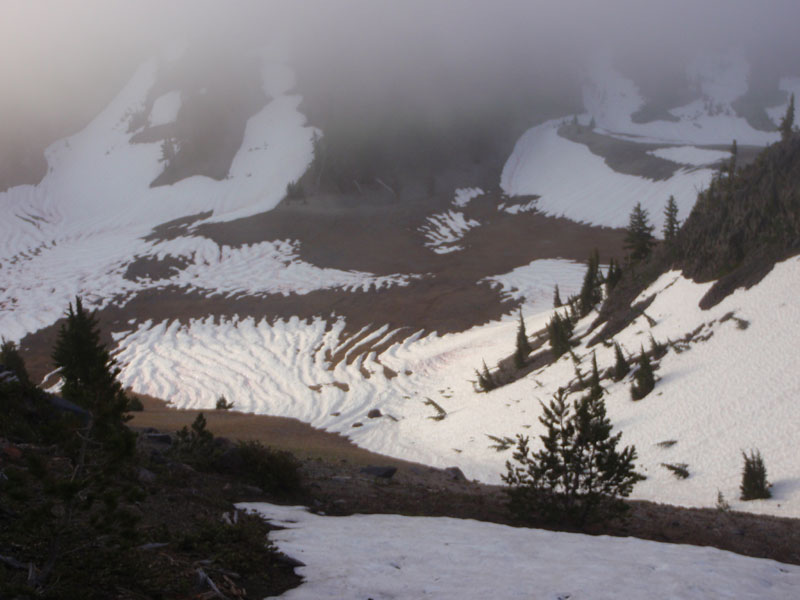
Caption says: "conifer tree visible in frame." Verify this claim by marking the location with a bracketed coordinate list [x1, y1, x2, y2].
[605, 258, 622, 293]
[613, 342, 629, 381]
[780, 93, 795, 141]
[546, 312, 573, 358]
[579, 250, 602, 316]
[503, 387, 643, 526]
[514, 310, 532, 369]
[1, 338, 31, 387]
[586, 351, 603, 400]
[624, 202, 655, 261]
[662, 196, 680, 242]
[52, 297, 132, 442]
[475, 360, 497, 392]
[740, 449, 771, 500]
[727, 139, 738, 178]
[630, 346, 655, 400]
[553, 284, 563, 308]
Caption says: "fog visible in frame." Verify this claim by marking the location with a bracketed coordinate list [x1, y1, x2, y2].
[2, 0, 799, 168]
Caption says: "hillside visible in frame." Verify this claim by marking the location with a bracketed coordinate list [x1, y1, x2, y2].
[2, 40, 799, 523]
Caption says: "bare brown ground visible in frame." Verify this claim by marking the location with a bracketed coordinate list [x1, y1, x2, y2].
[130, 394, 800, 567]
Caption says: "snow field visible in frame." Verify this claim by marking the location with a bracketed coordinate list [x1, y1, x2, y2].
[240, 503, 800, 600]
[117, 255, 800, 517]
[501, 120, 715, 231]
[0, 48, 417, 342]
[418, 210, 480, 254]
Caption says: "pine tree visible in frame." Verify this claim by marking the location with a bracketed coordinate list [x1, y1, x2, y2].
[1, 338, 31, 387]
[514, 310, 532, 369]
[780, 93, 795, 141]
[630, 346, 655, 400]
[503, 387, 643, 526]
[589, 116, 596, 129]
[586, 351, 603, 400]
[579, 249, 602, 317]
[613, 342, 629, 381]
[624, 202, 655, 261]
[475, 360, 497, 392]
[662, 196, 680, 242]
[605, 258, 623, 293]
[727, 139, 738, 178]
[553, 284, 562, 308]
[52, 297, 131, 441]
[547, 312, 573, 358]
[740, 450, 771, 500]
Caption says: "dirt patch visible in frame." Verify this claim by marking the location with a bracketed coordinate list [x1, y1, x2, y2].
[131, 395, 800, 567]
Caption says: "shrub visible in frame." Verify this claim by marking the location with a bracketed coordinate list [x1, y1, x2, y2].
[613, 342, 630, 381]
[215, 395, 235, 410]
[740, 449, 771, 500]
[286, 180, 305, 199]
[503, 387, 643, 527]
[475, 360, 497, 392]
[231, 441, 302, 494]
[546, 311, 573, 358]
[126, 395, 144, 412]
[630, 347, 655, 400]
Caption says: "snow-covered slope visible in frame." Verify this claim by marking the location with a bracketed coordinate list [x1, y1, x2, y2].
[502, 49, 786, 231]
[242, 503, 800, 600]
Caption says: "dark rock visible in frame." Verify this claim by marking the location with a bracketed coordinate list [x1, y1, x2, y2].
[351, 422, 363, 428]
[138, 467, 157, 484]
[444, 467, 467, 482]
[367, 409, 382, 419]
[360, 465, 397, 479]
[145, 433, 173, 446]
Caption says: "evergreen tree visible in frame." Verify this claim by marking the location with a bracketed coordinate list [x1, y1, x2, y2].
[780, 93, 795, 141]
[579, 249, 602, 316]
[727, 139, 738, 178]
[630, 346, 655, 400]
[589, 116, 596, 129]
[613, 342, 630, 381]
[503, 387, 643, 526]
[51, 297, 132, 442]
[553, 284, 563, 308]
[546, 312, 573, 358]
[624, 202, 655, 261]
[662, 196, 680, 242]
[514, 310, 532, 369]
[740, 450, 771, 500]
[1, 338, 31, 387]
[605, 258, 623, 293]
[475, 360, 497, 392]
[586, 351, 603, 400]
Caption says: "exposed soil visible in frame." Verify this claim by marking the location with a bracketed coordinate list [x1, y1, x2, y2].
[130, 394, 800, 568]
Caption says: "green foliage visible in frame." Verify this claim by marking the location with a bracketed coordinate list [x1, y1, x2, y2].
[514, 310, 532, 369]
[546, 311, 573, 358]
[605, 258, 623, 293]
[578, 249, 603, 316]
[1, 338, 31, 388]
[475, 360, 498, 392]
[662, 463, 690, 479]
[51, 297, 132, 442]
[503, 387, 643, 527]
[613, 342, 630, 381]
[215, 395, 235, 410]
[663, 195, 680, 242]
[232, 441, 302, 494]
[630, 346, 655, 400]
[780, 93, 795, 141]
[175, 412, 216, 467]
[740, 449, 771, 500]
[586, 352, 603, 401]
[286, 179, 305, 199]
[553, 284, 562, 308]
[126, 395, 144, 412]
[624, 202, 655, 261]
